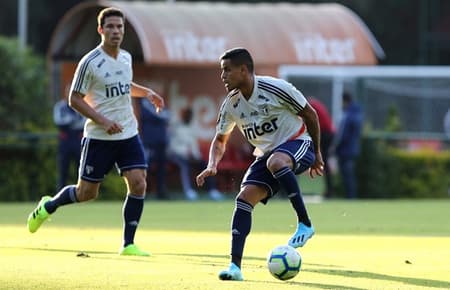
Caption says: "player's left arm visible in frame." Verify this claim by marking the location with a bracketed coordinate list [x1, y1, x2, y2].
[298, 102, 324, 177]
[131, 82, 165, 113]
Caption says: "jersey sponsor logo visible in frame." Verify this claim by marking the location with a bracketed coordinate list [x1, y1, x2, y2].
[242, 118, 278, 140]
[105, 81, 130, 98]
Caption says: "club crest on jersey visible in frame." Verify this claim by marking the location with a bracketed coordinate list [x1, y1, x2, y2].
[258, 104, 269, 115]
[242, 117, 278, 140]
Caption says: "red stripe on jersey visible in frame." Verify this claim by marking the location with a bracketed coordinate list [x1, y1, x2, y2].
[289, 123, 306, 140]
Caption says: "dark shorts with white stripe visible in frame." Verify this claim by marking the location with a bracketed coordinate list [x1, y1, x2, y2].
[79, 135, 147, 183]
[241, 139, 315, 204]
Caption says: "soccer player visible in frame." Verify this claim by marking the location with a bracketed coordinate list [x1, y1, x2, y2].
[27, 7, 164, 256]
[196, 48, 324, 281]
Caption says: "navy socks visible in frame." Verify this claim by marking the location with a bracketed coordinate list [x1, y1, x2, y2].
[123, 194, 144, 247]
[273, 167, 311, 227]
[44, 185, 78, 214]
[230, 198, 253, 268]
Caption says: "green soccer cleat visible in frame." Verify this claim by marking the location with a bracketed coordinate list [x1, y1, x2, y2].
[27, 196, 51, 233]
[218, 262, 244, 281]
[119, 244, 150, 256]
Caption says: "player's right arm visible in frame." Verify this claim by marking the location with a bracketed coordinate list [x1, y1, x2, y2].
[69, 91, 123, 135]
[196, 132, 230, 187]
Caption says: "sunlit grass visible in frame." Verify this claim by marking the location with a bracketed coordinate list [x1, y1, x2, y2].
[0, 200, 449, 289]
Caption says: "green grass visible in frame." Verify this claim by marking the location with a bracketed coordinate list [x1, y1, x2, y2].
[1, 199, 449, 289]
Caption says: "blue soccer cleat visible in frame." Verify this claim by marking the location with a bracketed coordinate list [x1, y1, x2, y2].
[288, 222, 315, 248]
[218, 262, 243, 281]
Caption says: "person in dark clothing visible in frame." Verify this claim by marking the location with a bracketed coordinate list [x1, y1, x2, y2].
[308, 97, 336, 198]
[139, 97, 170, 200]
[334, 92, 363, 199]
[53, 98, 85, 191]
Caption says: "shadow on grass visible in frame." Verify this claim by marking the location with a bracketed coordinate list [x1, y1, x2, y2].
[10, 246, 114, 255]
[306, 268, 450, 289]
[9, 246, 157, 263]
[163, 252, 450, 289]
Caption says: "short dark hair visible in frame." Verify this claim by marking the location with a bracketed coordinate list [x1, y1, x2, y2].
[343, 91, 353, 103]
[97, 7, 125, 27]
[220, 47, 254, 73]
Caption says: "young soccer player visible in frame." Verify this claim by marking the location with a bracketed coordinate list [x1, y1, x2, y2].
[196, 47, 324, 280]
[27, 7, 164, 256]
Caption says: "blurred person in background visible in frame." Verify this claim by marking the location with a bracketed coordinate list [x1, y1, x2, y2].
[139, 97, 170, 200]
[333, 92, 363, 199]
[169, 107, 224, 201]
[196, 48, 323, 281]
[444, 108, 450, 138]
[53, 93, 85, 191]
[308, 97, 336, 199]
[27, 7, 164, 256]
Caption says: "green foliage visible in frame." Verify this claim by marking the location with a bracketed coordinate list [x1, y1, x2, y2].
[357, 138, 450, 198]
[385, 106, 402, 132]
[99, 172, 127, 200]
[0, 134, 128, 201]
[0, 144, 57, 201]
[0, 36, 51, 131]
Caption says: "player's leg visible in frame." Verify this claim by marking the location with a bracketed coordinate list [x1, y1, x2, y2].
[27, 137, 107, 233]
[218, 184, 267, 281]
[268, 140, 315, 248]
[117, 135, 149, 256]
[27, 180, 101, 233]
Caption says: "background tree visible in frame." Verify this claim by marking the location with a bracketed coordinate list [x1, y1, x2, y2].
[0, 36, 51, 131]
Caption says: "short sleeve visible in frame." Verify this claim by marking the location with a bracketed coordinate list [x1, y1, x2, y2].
[216, 99, 236, 135]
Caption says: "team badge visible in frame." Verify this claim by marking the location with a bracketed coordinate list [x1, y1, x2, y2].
[85, 165, 94, 175]
[258, 104, 269, 116]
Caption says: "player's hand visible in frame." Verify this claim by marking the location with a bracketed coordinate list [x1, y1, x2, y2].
[196, 167, 217, 187]
[102, 119, 123, 135]
[309, 151, 324, 178]
[149, 92, 165, 113]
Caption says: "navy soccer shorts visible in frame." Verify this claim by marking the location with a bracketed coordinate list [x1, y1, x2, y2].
[241, 139, 315, 202]
[79, 135, 148, 182]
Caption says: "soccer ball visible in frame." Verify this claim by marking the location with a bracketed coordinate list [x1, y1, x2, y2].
[267, 245, 302, 280]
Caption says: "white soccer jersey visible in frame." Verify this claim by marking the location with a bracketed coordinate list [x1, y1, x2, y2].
[217, 75, 311, 156]
[70, 45, 137, 140]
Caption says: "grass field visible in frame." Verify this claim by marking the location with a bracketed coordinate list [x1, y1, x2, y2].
[1, 199, 449, 289]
